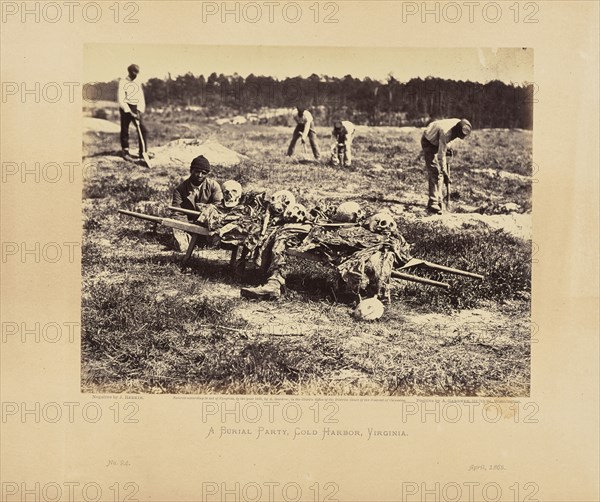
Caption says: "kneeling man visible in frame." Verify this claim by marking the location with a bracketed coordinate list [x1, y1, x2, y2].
[171, 155, 223, 251]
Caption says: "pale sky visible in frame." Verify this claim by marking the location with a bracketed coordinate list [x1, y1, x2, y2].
[84, 45, 533, 85]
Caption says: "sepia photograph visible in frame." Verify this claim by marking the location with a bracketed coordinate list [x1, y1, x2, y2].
[2, 1, 599, 500]
[81, 45, 534, 396]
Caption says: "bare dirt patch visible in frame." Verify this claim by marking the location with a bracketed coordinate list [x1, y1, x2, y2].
[83, 117, 120, 133]
[150, 138, 248, 169]
[427, 212, 531, 240]
[472, 168, 532, 183]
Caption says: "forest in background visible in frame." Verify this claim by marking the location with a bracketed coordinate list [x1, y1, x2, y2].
[86, 73, 534, 128]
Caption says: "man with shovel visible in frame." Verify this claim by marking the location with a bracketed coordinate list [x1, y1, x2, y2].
[118, 64, 152, 163]
[421, 118, 471, 214]
[286, 106, 321, 161]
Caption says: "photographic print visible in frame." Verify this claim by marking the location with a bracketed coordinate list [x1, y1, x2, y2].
[81, 45, 534, 397]
[2, 2, 599, 501]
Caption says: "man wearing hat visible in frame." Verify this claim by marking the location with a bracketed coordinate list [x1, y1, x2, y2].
[331, 119, 355, 167]
[171, 155, 223, 252]
[421, 118, 472, 214]
[286, 106, 321, 160]
[118, 64, 150, 160]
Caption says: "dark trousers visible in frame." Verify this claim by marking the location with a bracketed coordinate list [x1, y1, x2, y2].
[287, 125, 320, 159]
[421, 135, 443, 206]
[120, 105, 148, 155]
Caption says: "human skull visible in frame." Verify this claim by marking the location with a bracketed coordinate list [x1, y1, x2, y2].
[353, 297, 385, 321]
[367, 212, 398, 234]
[269, 190, 296, 215]
[283, 203, 308, 223]
[222, 180, 242, 208]
[333, 201, 363, 223]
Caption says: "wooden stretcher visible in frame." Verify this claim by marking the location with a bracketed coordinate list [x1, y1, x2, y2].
[119, 208, 484, 289]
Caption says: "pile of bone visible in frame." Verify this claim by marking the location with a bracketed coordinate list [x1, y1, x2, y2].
[266, 190, 397, 235]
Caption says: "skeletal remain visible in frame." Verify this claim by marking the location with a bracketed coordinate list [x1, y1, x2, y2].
[283, 203, 308, 223]
[367, 211, 398, 234]
[353, 297, 385, 320]
[333, 201, 363, 223]
[221, 180, 243, 208]
[269, 190, 296, 215]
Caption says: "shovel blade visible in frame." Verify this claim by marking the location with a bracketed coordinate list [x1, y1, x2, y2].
[133, 118, 151, 168]
[141, 152, 152, 168]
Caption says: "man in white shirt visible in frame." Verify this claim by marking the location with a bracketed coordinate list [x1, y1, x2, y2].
[118, 64, 148, 159]
[421, 118, 472, 214]
[331, 120, 355, 167]
[286, 107, 321, 160]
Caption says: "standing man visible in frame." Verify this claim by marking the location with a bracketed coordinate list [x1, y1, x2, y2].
[421, 118, 472, 214]
[118, 64, 149, 160]
[171, 155, 223, 252]
[286, 107, 321, 161]
[331, 120, 356, 167]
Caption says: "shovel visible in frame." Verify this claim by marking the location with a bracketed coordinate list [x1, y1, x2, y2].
[301, 139, 309, 161]
[444, 149, 453, 211]
[133, 117, 151, 168]
[444, 171, 450, 211]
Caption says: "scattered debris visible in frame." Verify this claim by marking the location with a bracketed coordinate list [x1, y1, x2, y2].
[475, 201, 523, 215]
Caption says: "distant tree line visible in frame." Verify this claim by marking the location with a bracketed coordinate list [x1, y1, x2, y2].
[86, 73, 533, 128]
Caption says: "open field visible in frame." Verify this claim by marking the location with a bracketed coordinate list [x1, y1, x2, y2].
[82, 115, 532, 396]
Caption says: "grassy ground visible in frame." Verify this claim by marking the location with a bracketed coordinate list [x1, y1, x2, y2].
[82, 116, 532, 396]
